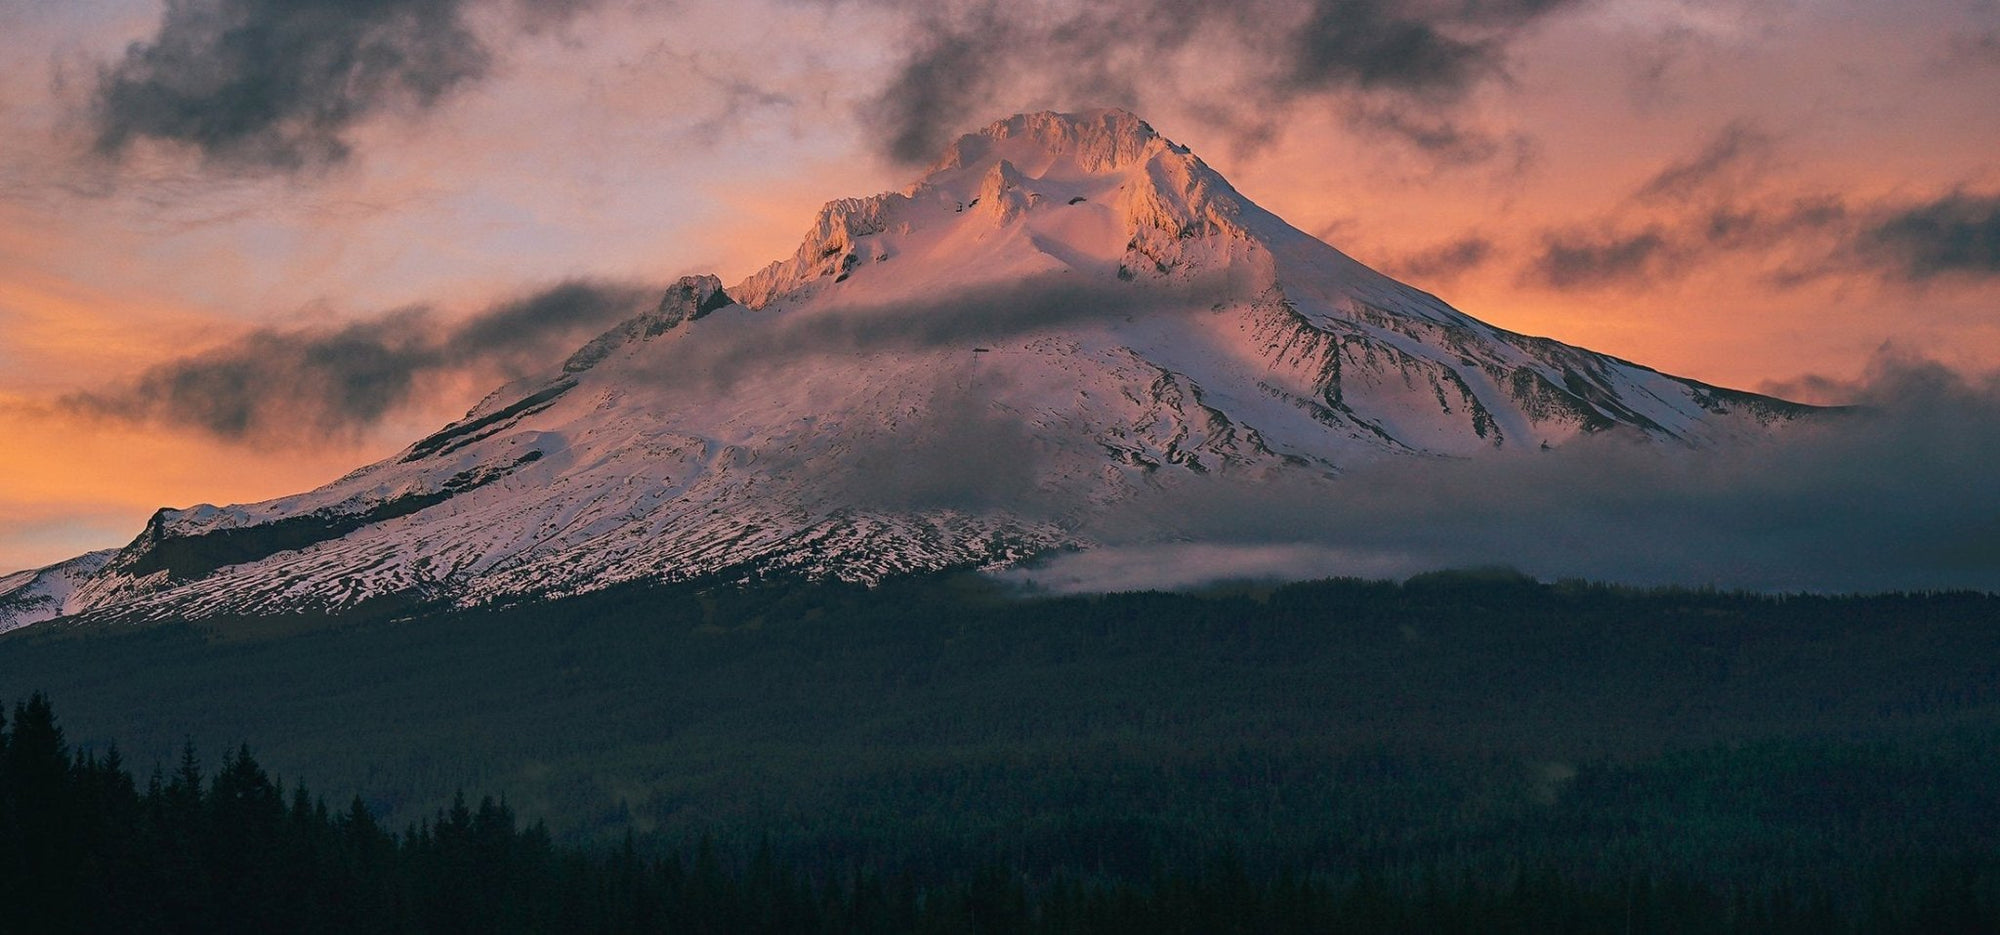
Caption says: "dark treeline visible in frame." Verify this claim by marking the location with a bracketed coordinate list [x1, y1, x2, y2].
[5, 693, 2000, 933]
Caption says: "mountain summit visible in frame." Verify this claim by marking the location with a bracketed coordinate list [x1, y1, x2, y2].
[3, 109, 1814, 629]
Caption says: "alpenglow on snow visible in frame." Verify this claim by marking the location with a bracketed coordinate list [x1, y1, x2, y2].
[0, 109, 1816, 629]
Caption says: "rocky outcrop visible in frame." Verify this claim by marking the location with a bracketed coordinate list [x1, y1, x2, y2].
[564, 275, 733, 372]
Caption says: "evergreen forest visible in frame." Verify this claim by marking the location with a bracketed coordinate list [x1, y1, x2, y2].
[3, 571, 2000, 930]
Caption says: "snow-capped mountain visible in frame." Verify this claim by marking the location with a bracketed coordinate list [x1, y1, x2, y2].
[3, 109, 1814, 628]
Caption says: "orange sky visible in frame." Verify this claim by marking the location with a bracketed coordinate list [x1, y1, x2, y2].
[1, 0, 1997, 573]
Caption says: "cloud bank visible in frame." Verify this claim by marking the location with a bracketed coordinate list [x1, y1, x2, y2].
[632, 270, 1247, 393]
[854, 0, 1584, 165]
[1862, 193, 2000, 280]
[1007, 353, 2000, 594]
[81, 0, 1580, 175]
[87, 0, 600, 173]
[1505, 122, 1998, 293]
[623, 273, 2000, 595]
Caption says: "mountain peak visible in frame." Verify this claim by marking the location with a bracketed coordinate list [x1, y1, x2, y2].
[930, 109, 1168, 176]
[733, 108, 1249, 308]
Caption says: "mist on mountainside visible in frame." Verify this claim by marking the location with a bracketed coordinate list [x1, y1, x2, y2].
[1014, 352, 2000, 594]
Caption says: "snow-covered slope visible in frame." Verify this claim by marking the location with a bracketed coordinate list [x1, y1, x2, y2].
[8, 109, 1816, 628]
[0, 550, 118, 632]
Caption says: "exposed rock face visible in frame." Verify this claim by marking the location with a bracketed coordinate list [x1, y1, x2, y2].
[3, 108, 1819, 628]
[564, 275, 731, 373]
[732, 200, 900, 308]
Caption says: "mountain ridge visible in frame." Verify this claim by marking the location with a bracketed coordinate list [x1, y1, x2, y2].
[2, 108, 1818, 630]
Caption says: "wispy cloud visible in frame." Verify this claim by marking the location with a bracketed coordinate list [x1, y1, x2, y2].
[1526, 227, 1674, 288]
[1635, 120, 1771, 203]
[1507, 122, 1995, 294]
[630, 271, 1248, 394]
[1387, 234, 1495, 283]
[1860, 192, 2000, 280]
[851, 0, 1585, 166]
[62, 280, 652, 445]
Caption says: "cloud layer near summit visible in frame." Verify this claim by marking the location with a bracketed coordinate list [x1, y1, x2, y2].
[0, 0, 1997, 573]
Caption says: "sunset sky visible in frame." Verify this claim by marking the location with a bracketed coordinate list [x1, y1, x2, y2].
[1, 0, 1997, 575]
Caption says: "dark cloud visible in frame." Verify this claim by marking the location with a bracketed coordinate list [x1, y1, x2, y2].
[637, 269, 1248, 394]
[1493, 123, 1908, 291]
[1509, 187, 1867, 291]
[1527, 228, 1672, 288]
[1390, 234, 1494, 282]
[854, 0, 1583, 166]
[1013, 352, 2000, 595]
[1939, 29, 2000, 70]
[1860, 192, 2000, 280]
[1515, 177, 1996, 293]
[87, 0, 595, 173]
[1973, 29, 2000, 63]
[65, 280, 651, 444]
[864, 20, 1009, 164]
[1344, 103, 1526, 164]
[1287, 0, 1493, 95]
[1702, 198, 1847, 248]
[449, 281, 652, 373]
[1636, 120, 1770, 202]
[510, 0, 605, 33]
[855, 0, 1213, 164]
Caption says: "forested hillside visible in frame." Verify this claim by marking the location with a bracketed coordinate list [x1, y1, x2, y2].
[5, 573, 2000, 929]
[4, 693, 1998, 933]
